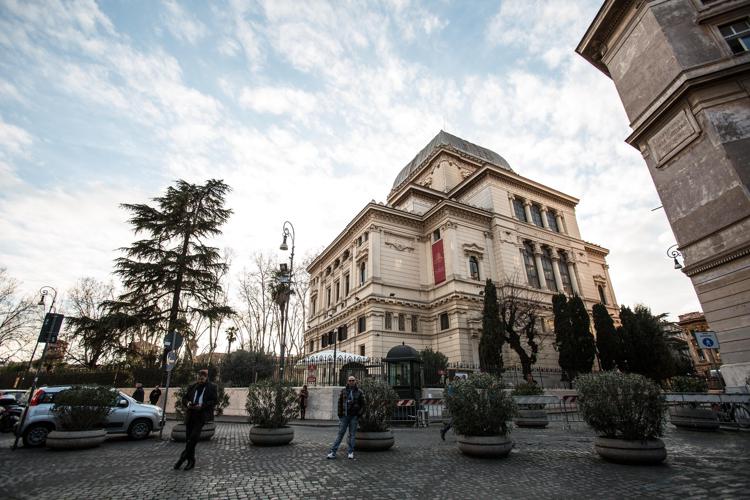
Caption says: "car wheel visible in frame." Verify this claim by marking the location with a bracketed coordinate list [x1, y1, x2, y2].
[23, 424, 51, 447]
[128, 419, 152, 440]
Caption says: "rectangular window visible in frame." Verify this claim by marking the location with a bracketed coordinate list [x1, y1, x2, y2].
[385, 312, 392, 330]
[559, 253, 573, 294]
[530, 204, 544, 227]
[335, 280, 340, 302]
[358, 316, 366, 333]
[411, 314, 418, 333]
[344, 274, 350, 296]
[398, 313, 405, 331]
[720, 18, 750, 54]
[322, 334, 328, 348]
[359, 345, 365, 356]
[433, 228, 441, 242]
[338, 325, 348, 341]
[522, 242, 540, 288]
[311, 296, 317, 316]
[309, 340, 314, 352]
[326, 287, 331, 307]
[440, 312, 449, 330]
[469, 256, 480, 280]
[541, 247, 557, 291]
[546, 211, 559, 232]
[359, 261, 366, 285]
[513, 198, 527, 222]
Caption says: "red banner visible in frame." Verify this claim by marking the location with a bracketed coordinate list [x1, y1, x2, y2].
[432, 239, 446, 284]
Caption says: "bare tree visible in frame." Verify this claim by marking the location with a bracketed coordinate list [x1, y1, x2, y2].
[496, 279, 547, 378]
[0, 268, 37, 363]
[236, 253, 278, 353]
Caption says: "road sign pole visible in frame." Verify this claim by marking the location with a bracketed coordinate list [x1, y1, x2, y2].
[159, 330, 179, 440]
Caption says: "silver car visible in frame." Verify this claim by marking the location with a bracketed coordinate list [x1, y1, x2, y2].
[16, 385, 163, 447]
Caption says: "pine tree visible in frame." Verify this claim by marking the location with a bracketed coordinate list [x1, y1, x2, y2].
[479, 278, 504, 375]
[592, 303, 619, 370]
[552, 293, 573, 379]
[617, 304, 683, 382]
[109, 179, 234, 362]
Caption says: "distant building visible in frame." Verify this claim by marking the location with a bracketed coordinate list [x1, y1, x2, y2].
[577, 0, 750, 392]
[303, 131, 619, 368]
[678, 311, 722, 378]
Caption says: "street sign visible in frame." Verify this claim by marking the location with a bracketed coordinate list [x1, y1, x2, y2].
[307, 375, 317, 383]
[38, 313, 64, 343]
[165, 351, 177, 371]
[694, 331, 720, 349]
[163, 332, 183, 351]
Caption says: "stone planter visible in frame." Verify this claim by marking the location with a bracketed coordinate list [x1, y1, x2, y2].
[669, 406, 720, 431]
[46, 429, 107, 450]
[171, 422, 216, 442]
[514, 408, 549, 428]
[355, 430, 395, 451]
[456, 434, 513, 458]
[594, 437, 667, 465]
[249, 425, 294, 446]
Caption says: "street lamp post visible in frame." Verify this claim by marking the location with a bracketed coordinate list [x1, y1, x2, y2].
[667, 244, 683, 270]
[278, 221, 295, 380]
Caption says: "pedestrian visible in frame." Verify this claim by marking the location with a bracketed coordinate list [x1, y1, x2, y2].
[440, 377, 456, 441]
[174, 369, 217, 471]
[525, 373, 537, 386]
[149, 385, 162, 406]
[299, 385, 309, 420]
[326, 375, 365, 460]
[132, 382, 144, 403]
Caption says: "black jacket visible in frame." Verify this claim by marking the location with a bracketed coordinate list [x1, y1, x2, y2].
[149, 388, 162, 405]
[132, 387, 144, 403]
[182, 382, 218, 420]
[337, 386, 365, 418]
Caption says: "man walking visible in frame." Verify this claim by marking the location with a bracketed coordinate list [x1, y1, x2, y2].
[132, 382, 144, 403]
[326, 375, 365, 460]
[149, 385, 162, 406]
[174, 369, 217, 471]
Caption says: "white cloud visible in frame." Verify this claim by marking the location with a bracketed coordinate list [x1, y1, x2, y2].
[239, 86, 318, 119]
[163, 0, 208, 44]
[0, 117, 32, 157]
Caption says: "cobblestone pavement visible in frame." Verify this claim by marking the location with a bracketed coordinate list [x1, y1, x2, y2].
[1, 421, 748, 500]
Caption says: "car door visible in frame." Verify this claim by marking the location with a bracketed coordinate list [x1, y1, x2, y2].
[106, 395, 130, 432]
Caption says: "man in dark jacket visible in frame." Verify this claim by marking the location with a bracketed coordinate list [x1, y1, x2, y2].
[326, 375, 365, 460]
[149, 385, 162, 406]
[131, 383, 144, 403]
[174, 369, 217, 471]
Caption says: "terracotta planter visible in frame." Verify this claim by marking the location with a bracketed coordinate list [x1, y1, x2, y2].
[249, 425, 294, 446]
[669, 407, 720, 431]
[46, 429, 107, 450]
[171, 422, 216, 442]
[355, 430, 395, 451]
[456, 434, 513, 458]
[594, 437, 667, 465]
[514, 409, 549, 428]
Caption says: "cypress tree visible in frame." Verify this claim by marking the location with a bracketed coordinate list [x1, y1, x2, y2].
[568, 295, 596, 377]
[479, 278, 504, 375]
[592, 303, 619, 370]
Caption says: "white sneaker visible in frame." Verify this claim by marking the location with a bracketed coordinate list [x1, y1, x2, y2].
[347, 452, 354, 459]
[326, 452, 336, 459]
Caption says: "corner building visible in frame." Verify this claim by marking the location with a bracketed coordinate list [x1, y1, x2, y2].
[304, 131, 619, 368]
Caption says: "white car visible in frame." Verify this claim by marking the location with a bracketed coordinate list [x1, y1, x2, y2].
[16, 386, 163, 447]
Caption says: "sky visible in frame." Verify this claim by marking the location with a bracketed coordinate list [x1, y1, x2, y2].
[0, 0, 701, 329]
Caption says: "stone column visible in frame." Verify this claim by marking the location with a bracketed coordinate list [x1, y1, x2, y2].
[508, 194, 516, 219]
[484, 229, 496, 282]
[567, 258, 580, 295]
[523, 200, 533, 224]
[532, 242, 547, 290]
[445, 222, 460, 280]
[370, 225, 381, 280]
[541, 207, 551, 230]
[555, 213, 565, 234]
[550, 248, 564, 292]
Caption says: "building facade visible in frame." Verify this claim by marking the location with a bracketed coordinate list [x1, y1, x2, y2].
[678, 311, 722, 377]
[303, 131, 619, 369]
[577, 0, 750, 391]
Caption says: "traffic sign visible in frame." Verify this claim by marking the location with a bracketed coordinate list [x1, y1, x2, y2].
[38, 313, 64, 343]
[694, 331, 720, 349]
[307, 375, 317, 383]
[163, 332, 183, 351]
[165, 351, 177, 371]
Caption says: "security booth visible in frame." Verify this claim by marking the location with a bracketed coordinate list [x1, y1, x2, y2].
[384, 343, 423, 400]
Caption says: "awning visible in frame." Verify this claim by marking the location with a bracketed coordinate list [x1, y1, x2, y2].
[295, 350, 369, 365]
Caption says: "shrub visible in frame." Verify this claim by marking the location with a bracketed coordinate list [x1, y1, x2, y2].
[358, 377, 398, 432]
[670, 376, 708, 393]
[445, 373, 517, 437]
[511, 382, 544, 396]
[245, 379, 297, 428]
[575, 372, 665, 441]
[174, 384, 230, 421]
[52, 385, 117, 431]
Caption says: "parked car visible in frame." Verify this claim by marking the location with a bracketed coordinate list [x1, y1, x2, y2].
[0, 389, 29, 403]
[0, 395, 24, 432]
[15, 386, 163, 447]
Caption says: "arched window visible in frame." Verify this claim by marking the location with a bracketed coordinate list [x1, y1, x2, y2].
[469, 256, 480, 280]
[598, 285, 608, 305]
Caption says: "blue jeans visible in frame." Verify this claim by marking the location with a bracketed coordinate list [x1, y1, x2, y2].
[330, 415, 358, 455]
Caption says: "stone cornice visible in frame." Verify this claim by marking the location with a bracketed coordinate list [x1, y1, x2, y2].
[422, 200, 494, 230]
[575, 0, 635, 76]
[584, 242, 610, 257]
[682, 241, 750, 277]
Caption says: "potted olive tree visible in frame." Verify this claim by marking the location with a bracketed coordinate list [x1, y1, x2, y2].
[47, 385, 117, 450]
[668, 376, 719, 431]
[171, 385, 230, 442]
[575, 372, 667, 464]
[445, 373, 517, 458]
[512, 382, 549, 428]
[355, 377, 398, 451]
[246, 379, 297, 446]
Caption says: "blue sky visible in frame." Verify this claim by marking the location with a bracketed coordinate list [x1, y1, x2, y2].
[0, 0, 700, 324]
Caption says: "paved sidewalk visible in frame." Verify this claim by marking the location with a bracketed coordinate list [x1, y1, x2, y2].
[1, 421, 748, 499]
